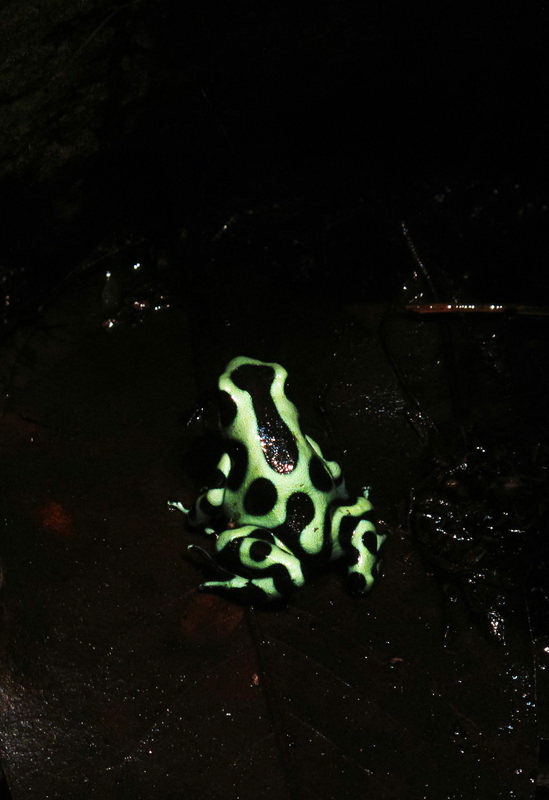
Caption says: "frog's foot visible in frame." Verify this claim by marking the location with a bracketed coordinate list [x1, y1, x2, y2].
[167, 500, 189, 515]
[168, 497, 217, 532]
[199, 575, 290, 604]
[198, 525, 306, 602]
[331, 490, 386, 595]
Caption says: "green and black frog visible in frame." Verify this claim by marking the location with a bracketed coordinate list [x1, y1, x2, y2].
[173, 356, 385, 602]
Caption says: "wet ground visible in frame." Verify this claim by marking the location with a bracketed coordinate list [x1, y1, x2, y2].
[0, 182, 548, 799]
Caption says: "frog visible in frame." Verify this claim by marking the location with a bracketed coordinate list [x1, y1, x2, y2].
[173, 356, 385, 602]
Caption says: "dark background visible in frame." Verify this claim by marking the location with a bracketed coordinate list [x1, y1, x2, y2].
[1, 1, 547, 297]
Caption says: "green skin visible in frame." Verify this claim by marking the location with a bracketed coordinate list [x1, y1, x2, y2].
[174, 356, 385, 602]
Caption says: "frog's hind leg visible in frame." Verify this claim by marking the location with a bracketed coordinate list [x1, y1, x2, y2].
[197, 525, 306, 602]
[331, 490, 386, 595]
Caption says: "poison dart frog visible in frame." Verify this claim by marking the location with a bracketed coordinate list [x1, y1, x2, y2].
[172, 356, 385, 602]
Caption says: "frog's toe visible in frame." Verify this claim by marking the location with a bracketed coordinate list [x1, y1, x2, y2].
[198, 575, 286, 604]
[199, 576, 247, 592]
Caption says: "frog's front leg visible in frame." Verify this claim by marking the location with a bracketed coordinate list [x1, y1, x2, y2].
[187, 451, 231, 529]
[332, 490, 386, 595]
[198, 525, 306, 602]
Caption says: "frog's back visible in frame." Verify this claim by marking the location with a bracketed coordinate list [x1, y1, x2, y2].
[217, 357, 345, 536]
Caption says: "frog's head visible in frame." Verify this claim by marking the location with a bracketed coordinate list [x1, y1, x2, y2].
[217, 356, 301, 448]
[217, 355, 288, 420]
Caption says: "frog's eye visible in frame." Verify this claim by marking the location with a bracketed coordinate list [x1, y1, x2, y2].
[217, 390, 237, 427]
